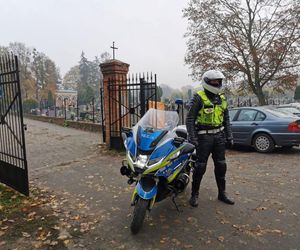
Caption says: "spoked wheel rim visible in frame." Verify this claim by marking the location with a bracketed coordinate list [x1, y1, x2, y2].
[255, 136, 270, 151]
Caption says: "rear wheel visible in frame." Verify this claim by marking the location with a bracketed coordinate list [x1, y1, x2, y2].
[130, 198, 149, 235]
[253, 133, 275, 153]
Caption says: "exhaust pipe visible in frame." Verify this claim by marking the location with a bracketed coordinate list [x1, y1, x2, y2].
[174, 173, 190, 192]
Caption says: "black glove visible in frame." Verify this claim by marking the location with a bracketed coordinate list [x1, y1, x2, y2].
[225, 139, 234, 149]
[189, 137, 199, 147]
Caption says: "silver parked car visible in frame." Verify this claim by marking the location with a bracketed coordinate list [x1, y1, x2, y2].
[229, 107, 300, 153]
[274, 105, 300, 117]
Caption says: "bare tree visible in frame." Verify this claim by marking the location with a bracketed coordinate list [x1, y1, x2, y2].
[184, 0, 300, 105]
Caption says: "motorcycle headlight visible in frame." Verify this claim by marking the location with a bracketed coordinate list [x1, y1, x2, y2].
[136, 155, 148, 169]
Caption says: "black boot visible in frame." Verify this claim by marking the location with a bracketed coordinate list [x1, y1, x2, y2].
[189, 177, 201, 207]
[216, 177, 235, 205]
[189, 194, 199, 207]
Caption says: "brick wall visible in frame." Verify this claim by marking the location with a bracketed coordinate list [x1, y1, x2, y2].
[100, 59, 130, 147]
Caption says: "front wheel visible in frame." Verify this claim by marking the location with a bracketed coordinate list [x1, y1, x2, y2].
[130, 198, 149, 234]
[253, 133, 275, 153]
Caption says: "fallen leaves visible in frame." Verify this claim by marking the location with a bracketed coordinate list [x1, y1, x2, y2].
[171, 238, 181, 246]
[57, 229, 71, 240]
[160, 239, 166, 244]
[36, 230, 52, 241]
[27, 211, 37, 220]
[232, 224, 285, 238]
[50, 241, 58, 246]
[64, 239, 70, 245]
[219, 218, 230, 224]
[0, 184, 80, 249]
[217, 236, 225, 242]
[254, 206, 267, 211]
[52, 225, 60, 230]
[22, 232, 31, 238]
[187, 217, 197, 224]
[183, 244, 193, 249]
[72, 215, 80, 220]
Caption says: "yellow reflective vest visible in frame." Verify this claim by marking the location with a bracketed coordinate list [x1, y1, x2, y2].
[196, 90, 228, 127]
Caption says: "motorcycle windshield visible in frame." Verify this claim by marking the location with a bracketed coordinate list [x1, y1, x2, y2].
[133, 109, 179, 152]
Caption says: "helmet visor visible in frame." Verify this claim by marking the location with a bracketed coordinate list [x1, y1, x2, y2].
[207, 79, 222, 88]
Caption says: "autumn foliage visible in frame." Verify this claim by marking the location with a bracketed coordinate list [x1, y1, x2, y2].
[0, 42, 59, 105]
[184, 0, 300, 105]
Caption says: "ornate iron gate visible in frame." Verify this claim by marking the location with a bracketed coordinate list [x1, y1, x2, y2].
[0, 54, 29, 196]
[108, 74, 157, 149]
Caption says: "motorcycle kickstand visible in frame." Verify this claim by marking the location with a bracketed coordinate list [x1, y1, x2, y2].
[171, 195, 182, 213]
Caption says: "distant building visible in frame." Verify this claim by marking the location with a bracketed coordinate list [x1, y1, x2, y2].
[55, 89, 77, 108]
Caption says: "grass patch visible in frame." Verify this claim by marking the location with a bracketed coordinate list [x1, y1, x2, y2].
[0, 184, 30, 215]
[98, 144, 125, 157]
[0, 183, 68, 249]
[63, 120, 69, 127]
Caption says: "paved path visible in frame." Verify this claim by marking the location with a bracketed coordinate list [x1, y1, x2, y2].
[25, 118, 101, 178]
[24, 119, 300, 250]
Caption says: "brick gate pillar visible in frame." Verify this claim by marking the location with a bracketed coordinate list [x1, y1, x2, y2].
[100, 60, 130, 148]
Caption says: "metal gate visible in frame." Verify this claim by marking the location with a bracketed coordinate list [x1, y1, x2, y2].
[108, 74, 157, 149]
[0, 54, 29, 196]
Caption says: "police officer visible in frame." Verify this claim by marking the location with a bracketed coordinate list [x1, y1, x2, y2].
[186, 70, 234, 207]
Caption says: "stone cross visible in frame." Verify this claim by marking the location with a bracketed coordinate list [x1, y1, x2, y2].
[110, 41, 118, 60]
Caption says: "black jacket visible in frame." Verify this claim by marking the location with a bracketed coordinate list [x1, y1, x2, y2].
[185, 90, 233, 141]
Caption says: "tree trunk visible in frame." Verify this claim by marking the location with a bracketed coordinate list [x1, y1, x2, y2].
[36, 82, 39, 101]
[256, 86, 267, 106]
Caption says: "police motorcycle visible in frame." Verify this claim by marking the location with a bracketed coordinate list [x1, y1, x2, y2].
[120, 108, 195, 234]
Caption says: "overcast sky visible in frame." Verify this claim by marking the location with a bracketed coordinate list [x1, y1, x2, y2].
[1, 0, 197, 88]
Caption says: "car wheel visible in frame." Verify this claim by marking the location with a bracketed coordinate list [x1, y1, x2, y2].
[253, 133, 275, 153]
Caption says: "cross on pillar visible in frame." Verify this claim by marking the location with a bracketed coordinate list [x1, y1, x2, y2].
[110, 41, 118, 60]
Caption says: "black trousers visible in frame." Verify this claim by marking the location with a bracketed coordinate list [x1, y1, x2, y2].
[191, 131, 227, 196]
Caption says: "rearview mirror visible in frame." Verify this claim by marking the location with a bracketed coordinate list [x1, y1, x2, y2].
[122, 127, 132, 135]
[121, 132, 127, 142]
[173, 137, 185, 147]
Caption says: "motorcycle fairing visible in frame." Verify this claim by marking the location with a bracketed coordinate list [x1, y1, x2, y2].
[148, 138, 176, 162]
[127, 136, 136, 159]
[131, 188, 156, 209]
[135, 176, 158, 200]
[155, 154, 189, 180]
[137, 127, 167, 152]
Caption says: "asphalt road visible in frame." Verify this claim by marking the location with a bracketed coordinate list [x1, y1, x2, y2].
[25, 118, 300, 250]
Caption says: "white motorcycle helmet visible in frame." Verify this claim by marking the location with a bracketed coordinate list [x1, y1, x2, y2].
[202, 70, 225, 95]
